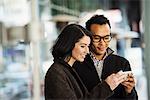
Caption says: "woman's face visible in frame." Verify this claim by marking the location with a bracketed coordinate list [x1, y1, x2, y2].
[71, 35, 91, 62]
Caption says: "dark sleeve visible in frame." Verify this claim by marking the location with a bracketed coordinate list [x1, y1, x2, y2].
[122, 59, 138, 99]
[89, 81, 114, 99]
[122, 87, 138, 100]
[44, 67, 78, 100]
[123, 59, 132, 71]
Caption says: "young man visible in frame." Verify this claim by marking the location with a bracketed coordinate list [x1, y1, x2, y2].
[73, 15, 138, 99]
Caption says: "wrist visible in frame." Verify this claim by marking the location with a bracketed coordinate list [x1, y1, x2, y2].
[125, 89, 133, 95]
[125, 88, 133, 94]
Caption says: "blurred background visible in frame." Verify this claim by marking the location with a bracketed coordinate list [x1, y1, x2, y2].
[0, 0, 150, 100]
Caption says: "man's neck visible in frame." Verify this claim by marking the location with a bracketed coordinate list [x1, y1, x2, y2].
[94, 53, 106, 60]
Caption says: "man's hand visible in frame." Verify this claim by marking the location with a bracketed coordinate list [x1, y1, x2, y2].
[121, 74, 136, 93]
[105, 71, 127, 90]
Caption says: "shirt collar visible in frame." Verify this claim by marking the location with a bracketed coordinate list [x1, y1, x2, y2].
[90, 47, 114, 61]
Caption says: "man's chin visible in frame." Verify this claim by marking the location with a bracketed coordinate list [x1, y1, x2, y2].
[95, 51, 106, 55]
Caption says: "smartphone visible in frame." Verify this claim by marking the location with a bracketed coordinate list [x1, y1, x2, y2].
[123, 71, 132, 77]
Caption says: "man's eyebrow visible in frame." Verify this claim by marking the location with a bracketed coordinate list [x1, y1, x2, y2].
[93, 35, 110, 37]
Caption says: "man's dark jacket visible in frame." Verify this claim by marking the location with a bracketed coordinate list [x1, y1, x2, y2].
[73, 48, 138, 99]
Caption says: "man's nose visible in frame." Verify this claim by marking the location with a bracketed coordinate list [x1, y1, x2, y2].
[99, 38, 105, 43]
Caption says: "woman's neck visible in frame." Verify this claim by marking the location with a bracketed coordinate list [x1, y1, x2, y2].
[68, 57, 76, 67]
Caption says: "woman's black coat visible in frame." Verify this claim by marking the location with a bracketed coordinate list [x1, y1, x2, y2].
[44, 58, 113, 100]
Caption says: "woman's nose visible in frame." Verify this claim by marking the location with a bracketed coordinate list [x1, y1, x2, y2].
[85, 47, 89, 54]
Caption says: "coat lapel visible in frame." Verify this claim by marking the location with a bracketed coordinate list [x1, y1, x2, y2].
[84, 55, 96, 70]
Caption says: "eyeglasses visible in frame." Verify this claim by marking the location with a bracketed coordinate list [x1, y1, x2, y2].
[92, 35, 112, 43]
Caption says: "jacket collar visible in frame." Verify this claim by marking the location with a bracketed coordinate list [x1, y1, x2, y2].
[85, 47, 114, 70]
[107, 47, 114, 56]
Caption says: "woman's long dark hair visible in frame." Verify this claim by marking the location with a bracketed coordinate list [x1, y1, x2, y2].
[52, 24, 92, 60]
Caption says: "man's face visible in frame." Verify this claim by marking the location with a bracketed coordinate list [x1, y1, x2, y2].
[90, 24, 111, 56]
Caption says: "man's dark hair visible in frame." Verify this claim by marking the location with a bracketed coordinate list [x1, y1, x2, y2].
[86, 15, 111, 31]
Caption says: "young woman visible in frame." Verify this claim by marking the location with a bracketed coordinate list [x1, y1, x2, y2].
[44, 24, 114, 100]
[45, 24, 91, 100]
